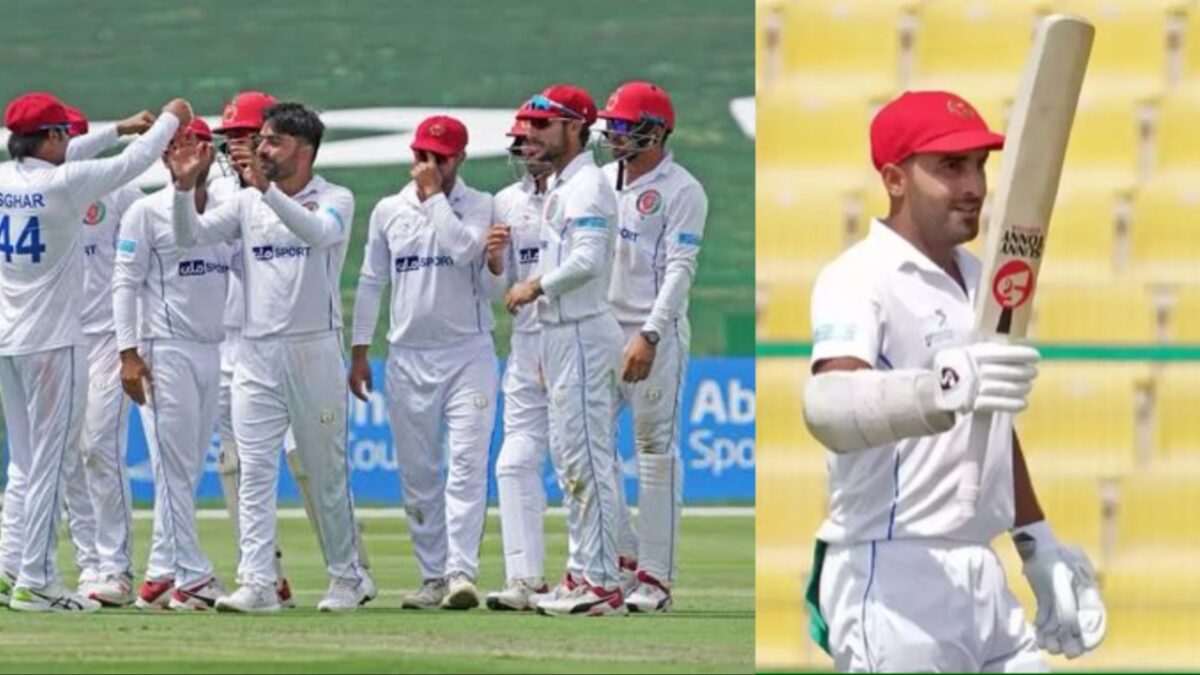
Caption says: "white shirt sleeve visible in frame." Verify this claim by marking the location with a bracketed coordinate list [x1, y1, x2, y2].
[809, 262, 883, 369]
[65, 125, 120, 162]
[261, 184, 354, 249]
[173, 188, 242, 247]
[351, 203, 392, 347]
[423, 192, 487, 261]
[644, 183, 708, 335]
[61, 112, 179, 211]
[112, 203, 152, 353]
[541, 181, 613, 299]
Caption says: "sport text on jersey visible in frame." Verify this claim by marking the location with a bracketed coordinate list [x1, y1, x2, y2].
[252, 244, 312, 261]
[518, 247, 539, 265]
[178, 259, 231, 277]
[394, 255, 454, 273]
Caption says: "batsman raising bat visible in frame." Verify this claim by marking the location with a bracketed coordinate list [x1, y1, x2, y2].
[800, 17, 1106, 672]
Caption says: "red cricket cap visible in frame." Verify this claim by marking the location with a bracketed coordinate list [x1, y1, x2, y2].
[411, 115, 468, 157]
[65, 105, 88, 137]
[870, 91, 1005, 171]
[5, 92, 71, 135]
[506, 112, 528, 138]
[187, 117, 213, 142]
[215, 91, 277, 133]
[599, 81, 675, 131]
[516, 84, 597, 126]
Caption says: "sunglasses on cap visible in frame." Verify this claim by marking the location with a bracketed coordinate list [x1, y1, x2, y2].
[38, 123, 71, 134]
[527, 94, 584, 120]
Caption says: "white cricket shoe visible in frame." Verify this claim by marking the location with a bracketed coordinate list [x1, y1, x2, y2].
[619, 556, 639, 599]
[134, 577, 175, 610]
[441, 572, 479, 610]
[530, 571, 581, 606]
[626, 571, 673, 613]
[486, 577, 548, 612]
[76, 569, 103, 598]
[401, 578, 447, 610]
[88, 572, 135, 607]
[0, 569, 16, 606]
[9, 584, 101, 613]
[317, 573, 378, 612]
[169, 576, 226, 611]
[215, 584, 281, 613]
[536, 583, 628, 617]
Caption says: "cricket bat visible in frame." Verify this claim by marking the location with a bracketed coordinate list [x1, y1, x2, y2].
[956, 14, 1093, 522]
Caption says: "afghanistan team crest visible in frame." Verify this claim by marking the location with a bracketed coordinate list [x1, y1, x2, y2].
[636, 189, 662, 215]
[83, 201, 106, 226]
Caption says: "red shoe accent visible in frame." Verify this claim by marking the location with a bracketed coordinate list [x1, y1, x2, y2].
[618, 556, 637, 572]
[277, 578, 293, 603]
[138, 578, 174, 604]
[635, 570, 670, 594]
[563, 572, 580, 591]
[585, 586, 625, 612]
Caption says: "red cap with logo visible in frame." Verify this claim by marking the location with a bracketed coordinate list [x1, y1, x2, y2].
[516, 85, 597, 126]
[186, 117, 214, 142]
[215, 91, 278, 134]
[411, 115, 468, 157]
[5, 92, 71, 134]
[599, 81, 675, 131]
[65, 105, 88, 137]
[869, 91, 1005, 171]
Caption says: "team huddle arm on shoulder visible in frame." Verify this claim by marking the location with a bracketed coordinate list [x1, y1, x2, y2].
[172, 189, 241, 248]
[65, 125, 120, 163]
[351, 204, 390, 347]
[261, 184, 353, 249]
[644, 184, 708, 335]
[424, 192, 488, 260]
[111, 206, 152, 353]
[63, 112, 179, 210]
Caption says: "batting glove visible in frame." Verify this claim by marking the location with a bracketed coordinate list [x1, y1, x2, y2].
[1014, 520, 1107, 658]
[933, 342, 1040, 415]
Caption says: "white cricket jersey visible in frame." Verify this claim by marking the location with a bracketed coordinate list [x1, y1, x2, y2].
[80, 183, 144, 335]
[172, 175, 353, 339]
[810, 219, 1015, 545]
[603, 153, 708, 334]
[535, 152, 618, 325]
[112, 187, 231, 351]
[209, 175, 245, 331]
[351, 179, 495, 349]
[493, 177, 546, 334]
[0, 112, 180, 356]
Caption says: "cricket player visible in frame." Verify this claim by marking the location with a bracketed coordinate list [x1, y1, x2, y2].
[484, 114, 555, 611]
[349, 115, 496, 611]
[113, 117, 229, 610]
[506, 85, 626, 617]
[598, 81, 707, 613]
[0, 92, 191, 612]
[168, 101, 374, 613]
[802, 91, 1106, 671]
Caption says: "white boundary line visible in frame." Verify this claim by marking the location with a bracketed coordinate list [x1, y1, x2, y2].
[134, 506, 754, 520]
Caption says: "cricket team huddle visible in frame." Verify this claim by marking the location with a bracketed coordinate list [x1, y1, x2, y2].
[0, 80, 707, 617]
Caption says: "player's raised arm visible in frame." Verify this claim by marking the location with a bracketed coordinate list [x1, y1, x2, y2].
[169, 141, 240, 247]
[262, 184, 353, 249]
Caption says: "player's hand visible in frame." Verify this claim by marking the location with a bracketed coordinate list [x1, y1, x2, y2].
[167, 139, 213, 191]
[348, 352, 373, 402]
[621, 333, 656, 383]
[116, 110, 156, 136]
[411, 153, 443, 201]
[1014, 521, 1107, 658]
[486, 224, 511, 275]
[162, 98, 193, 127]
[228, 138, 268, 192]
[119, 349, 153, 406]
[505, 278, 542, 313]
[932, 342, 1040, 415]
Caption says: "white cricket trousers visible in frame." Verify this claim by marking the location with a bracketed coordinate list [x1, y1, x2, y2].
[615, 317, 689, 583]
[0, 345, 87, 590]
[140, 339, 220, 587]
[385, 334, 497, 582]
[232, 331, 365, 587]
[495, 330, 549, 582]
[80, 331, 133, 576]
[541, 312, 623, 589]
[819, 538, 1047, 672]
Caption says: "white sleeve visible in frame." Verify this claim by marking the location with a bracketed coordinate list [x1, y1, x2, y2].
[810, 262, 884, 368]
[351, 204, 392, 347]
[541, 185, 614, 299]
[644, 183, 708, 335]
[172, 188, 242, 247]
[61, 112, 179, 211]
[261, 184, 354, 249]
[424, 192, 488, 261]
[112, 204, 152, 353]
[65, 125, 120, 162]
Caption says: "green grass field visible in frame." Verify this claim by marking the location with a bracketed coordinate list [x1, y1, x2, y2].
[0, 0, 755, 356]
[0, 513, 753, 673]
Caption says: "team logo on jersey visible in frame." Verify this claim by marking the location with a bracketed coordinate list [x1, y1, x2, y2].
[251, 245, 311, 261]
[518, 247, 540, 265]
[83, 201, 106, 226]
[544, 194, 561, 223]
[319, 409, 334, 425]
[636, 189, 662, 215]
[394, 255, 454, 273]
[178, 259, 230, 276]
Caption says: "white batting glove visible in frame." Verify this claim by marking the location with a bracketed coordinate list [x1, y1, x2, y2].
[1013, 521, 1107, 658]
[932, 342, 1040, 414]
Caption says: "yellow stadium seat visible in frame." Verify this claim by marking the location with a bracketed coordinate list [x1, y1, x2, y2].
[1154, 89, 1200, 173]
[1016, 362, 1147, 477]
[1056, 0, 1175, 98]
[757, 358, 813, 451]
[757, 86, 877, 167]
[1165, 286, 1200, 343]
[776, 0, 906, 98]
[1129, 180, 1200, 283]
[758, 460, 828, 545]
[1027, 475, 1106, 550]
[1115, 468, 1200, 548]
[912, 0, 1046, 96]
[1036, 184, 1120, 282]
[760, 278, 815, 342]
[757, 166, 859, 282]
[1061, 90, 1141, 192]
[1154, 363, 1200, 462]
[1029, 282, 1159, 343]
